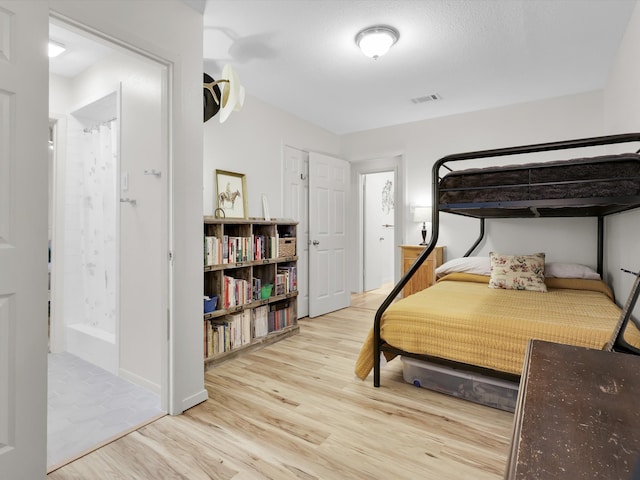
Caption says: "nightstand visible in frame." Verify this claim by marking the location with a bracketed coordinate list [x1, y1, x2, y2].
[399, 245, 444, 297]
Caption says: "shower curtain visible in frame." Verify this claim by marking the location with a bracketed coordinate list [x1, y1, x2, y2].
[80, 120, 118, 335]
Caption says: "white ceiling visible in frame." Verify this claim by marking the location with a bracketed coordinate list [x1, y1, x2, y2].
[201, 0, 637, 134]
[49, 22, 113, 78]
[50, 1, 638, 135]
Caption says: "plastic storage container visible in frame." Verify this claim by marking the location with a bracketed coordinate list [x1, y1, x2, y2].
[260, 284, 273, 299]
[401, 356, 518, 412]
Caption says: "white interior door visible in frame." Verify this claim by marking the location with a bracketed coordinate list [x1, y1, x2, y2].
[0, 1, 49, 477]
[282, 145, 309, 318]
[353, 156, 403, 294]
[363, 171, 395, 291]
[308, 152, 350, 318]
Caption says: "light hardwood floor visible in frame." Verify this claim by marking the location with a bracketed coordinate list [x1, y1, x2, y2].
[48, 287, 514, 479]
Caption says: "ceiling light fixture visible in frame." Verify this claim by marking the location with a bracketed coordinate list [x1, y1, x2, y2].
[48, 40, 66, 58]
[355, 25, 399, 59]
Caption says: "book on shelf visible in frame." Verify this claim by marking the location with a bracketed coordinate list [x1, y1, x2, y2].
[253, 235, 266, 261]
[228, 313, 243, 348]
[222, 235, 229, 264]
[242, 309, 251, 345]
[253, 305, 269, 338]
[204, 235, 221, 266]
[252, 277, 262, 301]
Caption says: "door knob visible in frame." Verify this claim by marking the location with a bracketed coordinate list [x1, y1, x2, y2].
[312, 240, 320, 246]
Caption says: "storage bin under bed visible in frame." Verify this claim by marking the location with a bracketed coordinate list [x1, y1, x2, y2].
[401, 356, 519, 412]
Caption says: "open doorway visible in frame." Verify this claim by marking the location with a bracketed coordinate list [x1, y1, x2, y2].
[47, 18, 168, 471]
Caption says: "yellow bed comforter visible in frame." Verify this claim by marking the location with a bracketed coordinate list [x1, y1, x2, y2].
[355, 273, 640, 380]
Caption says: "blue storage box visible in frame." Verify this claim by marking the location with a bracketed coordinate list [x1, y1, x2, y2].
[204, 296, 218, 313]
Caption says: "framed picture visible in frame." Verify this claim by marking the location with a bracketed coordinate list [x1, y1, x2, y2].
[215, 170, 247, 219]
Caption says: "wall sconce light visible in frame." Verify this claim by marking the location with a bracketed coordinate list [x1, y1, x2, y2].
[203, 64, 246, 123]
[355, 25, 399, 59]
[412, 206, 432, 245]
[48, 40, 66, 58]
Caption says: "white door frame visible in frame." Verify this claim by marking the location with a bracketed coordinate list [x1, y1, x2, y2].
[48, 115, 66, 354]
[352, 155, 404, 294]
[281, 145, 309, 318]
[49, 13, 172, 412]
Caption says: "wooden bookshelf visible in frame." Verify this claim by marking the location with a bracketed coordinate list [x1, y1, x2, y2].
[203, 217, 299, 368]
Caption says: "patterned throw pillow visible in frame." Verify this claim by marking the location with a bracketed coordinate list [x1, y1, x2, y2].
[489, 252, 547, 292]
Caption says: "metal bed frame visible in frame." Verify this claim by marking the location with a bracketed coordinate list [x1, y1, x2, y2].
[373, 132, 640, 387]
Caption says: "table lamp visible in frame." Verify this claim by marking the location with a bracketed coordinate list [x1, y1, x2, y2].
[412, 206, 432, 245]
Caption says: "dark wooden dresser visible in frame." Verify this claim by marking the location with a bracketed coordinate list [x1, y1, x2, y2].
[506, 339, 640, 479]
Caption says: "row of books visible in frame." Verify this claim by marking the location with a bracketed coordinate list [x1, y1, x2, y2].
[275, 266, 297, 295]
[204, 303, 295, 358]
[204, 234, 280, 266]
[219, 271, 297, 308]
[222, 275, 252, 309]
[268, 301, 295, 332]
[204, 309, 252, 358]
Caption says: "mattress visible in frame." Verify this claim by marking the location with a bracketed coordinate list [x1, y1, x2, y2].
[354, 273, 640, 380]
[439, 153, 640, 207]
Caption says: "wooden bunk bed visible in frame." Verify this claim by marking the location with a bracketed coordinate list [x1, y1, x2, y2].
[355, 133, 640, 390]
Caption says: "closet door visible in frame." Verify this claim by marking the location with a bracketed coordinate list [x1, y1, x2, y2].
[308, 151, 351, 317]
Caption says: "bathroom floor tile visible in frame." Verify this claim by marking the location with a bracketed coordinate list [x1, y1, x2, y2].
[47, 352, 165, 469]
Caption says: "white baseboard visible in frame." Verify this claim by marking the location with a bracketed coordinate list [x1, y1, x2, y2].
[118, 367, 161, 394]
[181, 389, 208, 413]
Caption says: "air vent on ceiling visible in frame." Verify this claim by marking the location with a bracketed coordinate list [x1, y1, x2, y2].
[410, 93, 441, 104]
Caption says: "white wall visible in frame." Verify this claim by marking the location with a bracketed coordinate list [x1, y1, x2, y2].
[203, 95, 340, 218]
[50, 0, 206, 415]
[603, 2, 640, 309]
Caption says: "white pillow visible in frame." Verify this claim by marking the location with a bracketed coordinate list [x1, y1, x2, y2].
[545, 262, 600, 279]
[435, 256, 491, 278]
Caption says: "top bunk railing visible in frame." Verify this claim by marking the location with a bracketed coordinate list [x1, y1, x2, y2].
[433, 133, 640, 219]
